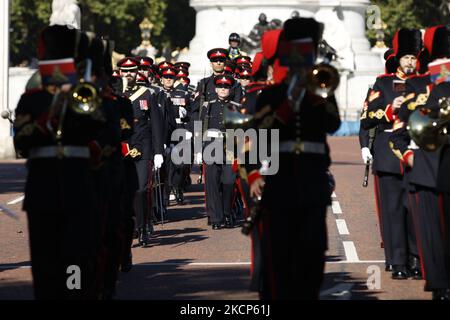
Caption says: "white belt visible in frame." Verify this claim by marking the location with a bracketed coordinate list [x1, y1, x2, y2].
[278, 141, 326, 155]
[206, 130, 224, 138]
[29, 146, 90, 159]
[384, 129, 394, 133]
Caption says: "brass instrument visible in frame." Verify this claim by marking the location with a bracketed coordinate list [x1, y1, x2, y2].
[407, 97, 450, 151]
[69, 81, 101, 115]
[307, 63, 340, 98]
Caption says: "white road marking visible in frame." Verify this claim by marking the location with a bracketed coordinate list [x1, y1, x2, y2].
[0, 204, 19, 220]
[331, 200, 342, 214]
[336, 219, 349, 235]
[7, 195, 24, 205]
[342, 241, 360, 262]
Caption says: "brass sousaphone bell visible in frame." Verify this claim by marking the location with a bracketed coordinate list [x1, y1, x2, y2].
[408, 97, 450, 151]
[70, 81, 101, 114]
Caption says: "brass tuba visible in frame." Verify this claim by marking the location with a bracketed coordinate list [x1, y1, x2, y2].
[407, 97, 450, 151]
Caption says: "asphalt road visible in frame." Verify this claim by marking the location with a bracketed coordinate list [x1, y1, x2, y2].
[0, 137, 431, 300]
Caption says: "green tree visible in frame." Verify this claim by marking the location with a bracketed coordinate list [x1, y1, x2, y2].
[367, 0, 450, 47]
[10, 0, 195, 65]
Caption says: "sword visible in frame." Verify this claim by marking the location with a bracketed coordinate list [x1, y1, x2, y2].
[0, 204, 19, 220]
[155, 168, 164, 228]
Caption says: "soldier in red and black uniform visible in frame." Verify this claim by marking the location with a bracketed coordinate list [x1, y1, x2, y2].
[13, 25, 106, 299]
[197, 75, 242, 229]
[389, 25, 450, 299]
[244, 18, 341, 299]
[359, 49, 399, 250]
[360, 29, 422, 279]
[160, 67, 191, 203]
[118, 57, 164, 247]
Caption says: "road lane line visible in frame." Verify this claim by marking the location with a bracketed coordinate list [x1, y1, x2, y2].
[336, 219, 349, 235]
[332, 200, 342, 214]
[342, 241, 360, 262]
[7, 195, 24, 205]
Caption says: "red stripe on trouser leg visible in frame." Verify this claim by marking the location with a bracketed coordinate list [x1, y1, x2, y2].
[408, 192, 426, 279]
[414, 193, 427, 280]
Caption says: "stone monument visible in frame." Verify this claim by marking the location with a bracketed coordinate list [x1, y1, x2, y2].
[178, 0, 385, 124]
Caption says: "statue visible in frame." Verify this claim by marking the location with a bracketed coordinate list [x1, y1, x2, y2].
[132, 18, 157, 58]
[240, 13, 280, 55]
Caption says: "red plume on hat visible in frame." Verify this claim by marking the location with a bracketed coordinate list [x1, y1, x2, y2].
[261, 29, 283, 61]
[424, 25, 450, 61]
[252, 51, 264, 76]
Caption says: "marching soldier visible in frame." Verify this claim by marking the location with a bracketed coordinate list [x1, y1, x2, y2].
[389, 25, 450, 299]
[118, 57, 164, 247]
[13, 24, 105, 299]
[138, 57, 161, 95]
[197, 75, 241, 229]
[244, 18, 341, 299]
[359, 49, 399, 252]
[161, 67, 190, 203]
[195, 48, 243, 104]
[360, 28, 422, 279]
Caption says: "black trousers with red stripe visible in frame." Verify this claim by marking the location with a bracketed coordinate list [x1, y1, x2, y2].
[374, 172, 416, 266]
[258, 204, 327, 300]
[409, 187, 449, 291]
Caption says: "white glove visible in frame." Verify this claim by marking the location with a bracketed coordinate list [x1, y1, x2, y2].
[179, 107, 187, 118]
[194, 152, 202, 165]
[154, 154, 164, 169]
[361, 147, 373, 164]
[185, 131, 193, 140]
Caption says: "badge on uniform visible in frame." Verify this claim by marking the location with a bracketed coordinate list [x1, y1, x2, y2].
[429, 58, 450, 85]
[172, 97, 186, 106]
[139, 99, 148, 110]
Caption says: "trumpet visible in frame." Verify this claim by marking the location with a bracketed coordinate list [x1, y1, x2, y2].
[307, 63, 340, 98]
[407, 97, 450, 151]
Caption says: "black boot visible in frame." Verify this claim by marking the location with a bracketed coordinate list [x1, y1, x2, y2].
[392, 265, 409, 279]
[408, 255, 422, 280]
[176, 188, 184, 204]
[138, 227, 149, 247]
[224, 215, 234, 228]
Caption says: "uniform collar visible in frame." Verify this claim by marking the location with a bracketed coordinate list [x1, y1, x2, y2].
[395, 67, 412, 80]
